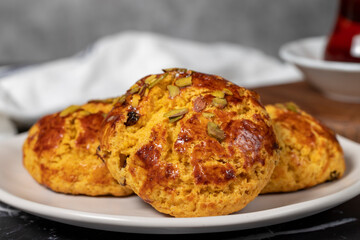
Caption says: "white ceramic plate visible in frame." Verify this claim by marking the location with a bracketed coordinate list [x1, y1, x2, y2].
[280, 36, 360, 103]
[1, 133, 360, 234]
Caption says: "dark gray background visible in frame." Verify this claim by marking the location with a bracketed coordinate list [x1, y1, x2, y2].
[0, 0, 338, 62]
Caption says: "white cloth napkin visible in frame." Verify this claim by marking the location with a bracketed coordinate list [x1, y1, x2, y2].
[0, 113, 16, 140]
[0, 31, 301, 138]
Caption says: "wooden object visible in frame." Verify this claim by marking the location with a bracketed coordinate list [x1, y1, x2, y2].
[252, 81, 360, 143]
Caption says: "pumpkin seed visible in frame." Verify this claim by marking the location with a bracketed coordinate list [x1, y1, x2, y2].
[113, 95, 126, 104]
[169, 115, 184, 123]
[202, 112, 215, 118]
[163, 68, 187, 73]
[91, 98, 113, 104]
[164, 108, 189, 118]
[138, 84, 147, 96]
[286, 102, 299, 113]
[223, 88, 233, 95]
[145, 75, 157, 85]
[167, 85, 180, 98]
[79, 110, 91, 117]
[212, 98, 227, 108]
[207, 122, 225, 141]
[129, 84, 140, 94]
[144, 88, 149, 96]
[149, 73, 168, 89]
[211, 90, 225, 99]
[175, 76, 192, 87]
[60, 105, 80, 117]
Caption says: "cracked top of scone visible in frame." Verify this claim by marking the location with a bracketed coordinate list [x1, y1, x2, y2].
[98, 68, 279, 217]
[23, 100, 133, 196]
[261, 102, 345, 194]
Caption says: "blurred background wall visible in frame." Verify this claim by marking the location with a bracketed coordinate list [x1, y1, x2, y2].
[0, 0, 337, 63]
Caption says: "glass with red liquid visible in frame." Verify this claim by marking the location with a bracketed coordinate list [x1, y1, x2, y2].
[324, 0, 360, 63]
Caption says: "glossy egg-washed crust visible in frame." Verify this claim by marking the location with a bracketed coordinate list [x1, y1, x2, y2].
[261, 103, 345, 194]
[23, 101, 133, 196]
[98, 69, 279, 217]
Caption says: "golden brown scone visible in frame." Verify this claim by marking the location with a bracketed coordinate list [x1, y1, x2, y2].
[23, 100, 133, 196]
[98, 68, 279, 217]
[261, 102, 345, 194]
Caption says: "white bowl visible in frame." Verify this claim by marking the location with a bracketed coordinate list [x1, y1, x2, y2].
[280, 36, 360, 103]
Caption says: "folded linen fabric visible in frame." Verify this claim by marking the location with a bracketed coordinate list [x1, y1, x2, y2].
[0, 31, 300, 137]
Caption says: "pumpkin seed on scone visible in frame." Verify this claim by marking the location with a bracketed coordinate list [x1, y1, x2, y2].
[98, 68, 279, 217]
[23, 100, 133, 196]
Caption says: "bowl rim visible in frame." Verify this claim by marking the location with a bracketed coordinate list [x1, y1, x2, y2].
[279, 36, 360, 72]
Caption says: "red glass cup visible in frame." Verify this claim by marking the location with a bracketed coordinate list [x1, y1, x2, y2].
[324, 0, 360, 63]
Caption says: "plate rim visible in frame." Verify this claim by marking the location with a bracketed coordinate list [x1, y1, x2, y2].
[0, 135, 359, 234]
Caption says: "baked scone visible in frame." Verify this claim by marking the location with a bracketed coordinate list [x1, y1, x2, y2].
[23, 100, 133, 196]
[261, 102, 345, 194]
[98, 68, 279, 217]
